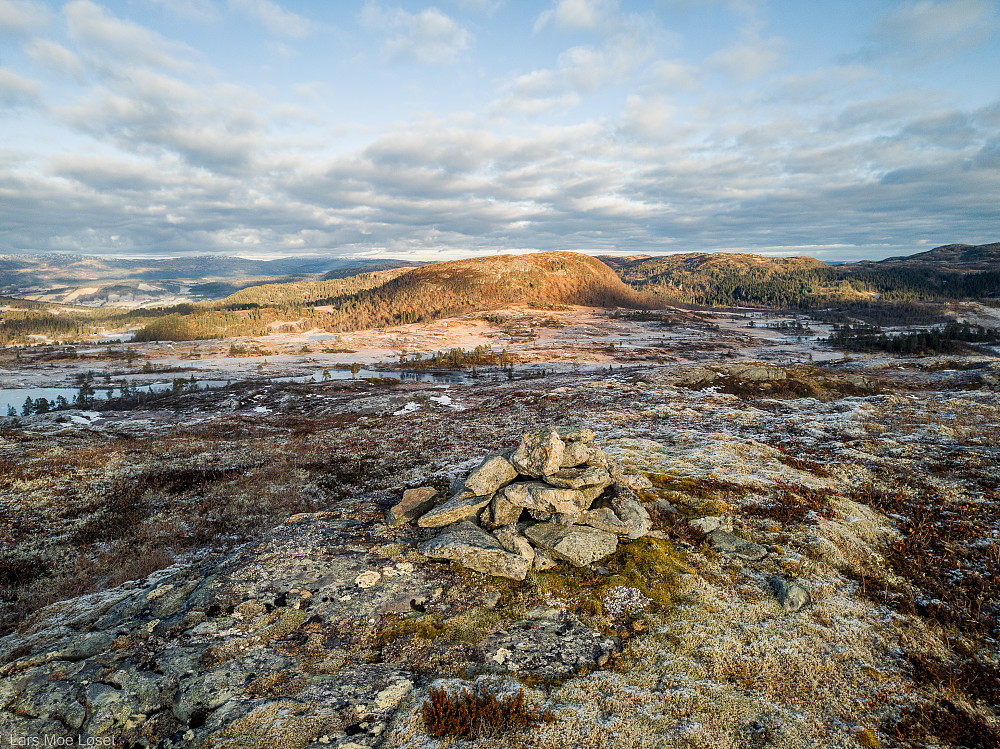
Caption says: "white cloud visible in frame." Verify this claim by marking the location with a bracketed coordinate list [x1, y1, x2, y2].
[149, 0, 220, 23]
[535, 0, 619, 32]
[228, 0, 312, 39]
[361, 3, 471, 64]
[0, 0, 49, 35]
[66, 0, 196, 73]
[708, 32, 788, 82]
[24, 38, 85, 79]
[0, 66, 40, 107]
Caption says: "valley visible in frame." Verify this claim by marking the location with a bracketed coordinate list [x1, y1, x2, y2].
[0, 247, 998, 749]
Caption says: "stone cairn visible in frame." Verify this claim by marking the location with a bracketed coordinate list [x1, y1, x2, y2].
[386, 427, 652, 580]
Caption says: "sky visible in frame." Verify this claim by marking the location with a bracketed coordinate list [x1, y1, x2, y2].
[0, 0, 998, 262]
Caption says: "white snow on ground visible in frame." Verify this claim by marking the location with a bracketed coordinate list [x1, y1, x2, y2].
[393, 402, 420, 416]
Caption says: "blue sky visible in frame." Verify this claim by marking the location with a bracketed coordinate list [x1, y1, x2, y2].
[0, 0, 997, 261]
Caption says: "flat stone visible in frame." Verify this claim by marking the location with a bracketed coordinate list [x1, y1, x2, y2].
[554, 427, 596, 443]
[770, 576, 811, 612]
[417, 492, 492, 528]
[689, 513, 734, 534]
[386, 486, 438, 528]
[709, 529, 767, 561]
[482, 493, 523, 528]
[578, 498, 651, 540]
[543, 466, 611, 492]
[419, 521, 531, 580]
[511, 429, 565, 477]
[502, 481, 590, 519]
[465, 453, 519, 496]
[524, 523, 618, 567]
[492, 524, 535, 566]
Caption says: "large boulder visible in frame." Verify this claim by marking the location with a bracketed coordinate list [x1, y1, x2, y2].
[502, 482, 590, 520]
[419, 521, 531, 580]
[386, 486, 437, 528]
[524, 523, 618, 567]
[417, 491, 492, 528]
[511, 429, 565, 477]
[464, 453, 518, 496]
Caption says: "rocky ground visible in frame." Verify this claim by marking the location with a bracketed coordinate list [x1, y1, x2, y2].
[1, 330, 999, 748]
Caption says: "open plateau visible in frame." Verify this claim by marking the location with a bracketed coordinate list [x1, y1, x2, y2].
[1, 247, 999, 749]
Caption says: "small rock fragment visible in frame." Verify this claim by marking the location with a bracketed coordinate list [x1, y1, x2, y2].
[709, 529, 768, 561]
[386, 486, 438, 528]
[492, 524, 535, 566]
[355, 571, 381, 589]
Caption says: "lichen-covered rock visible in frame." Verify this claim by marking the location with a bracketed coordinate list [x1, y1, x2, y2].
[464, 452, 518, 496]
[481, 610, 618, 680]
[578, 498, 650, 540]
[709, 529, 768, 561]
[524, 523, 618, 567]
[770, 576, 812, 612]
[419, 521, 531, 580]
[511, 429, 565, 477]
[502, 481, 590, 520]
[417, 491, 492, 528]
[554, 426, 596, 443]
[481, 493, 523, 528]
[543, 465, 611, 493]
[386, 486, 437, 528]
[689, 514, 734, 534]
[492, 524, 535, 566]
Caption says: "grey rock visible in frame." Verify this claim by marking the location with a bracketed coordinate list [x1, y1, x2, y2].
[386, 486, 437, 528]
[559, 440, 592, 468]
[554, 426, 596, 443]
[709, 530, 768, 561]
[482, 493, 523, 528]
[585, 445, 609, 469]
[770, 576, 811, 612]
[543, 466, 611, 493]
[417, 491, 492, 528]
[511, 429, 565, 477]
[481, 611, 618, 679]
[465, 453, 518, 496]
[419, 521, 531, 580]
[578, 498, 650, 540]
[532, 549, 557, 571]
[503, 481, 590, 519]
[524, 523, 618, 567]
[492, 524, 535, 566]
[689, 513, 734, 534]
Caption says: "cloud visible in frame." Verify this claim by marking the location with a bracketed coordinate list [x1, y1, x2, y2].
[0, 66, 40, 107]
[0, 0, 49, 35]
[66, 0, 196, 73]
[24, 38, 85, 79]
[55, 70, 266, 173]
[228, 0, 312, 39]
[861, 0, 998, 62]
[535, 0, 619, 32]
[361, 3, 471, 64]
[708, 31, 788, 82]
[149, 0, 220, 23]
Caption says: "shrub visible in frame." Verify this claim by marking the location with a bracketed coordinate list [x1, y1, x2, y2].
[422, 684, 553, 739]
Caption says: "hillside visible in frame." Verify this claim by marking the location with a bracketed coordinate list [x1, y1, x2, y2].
[608, 244, 1000, 308]
[0, 254, 424, 307]
[132, 252, 661, 342]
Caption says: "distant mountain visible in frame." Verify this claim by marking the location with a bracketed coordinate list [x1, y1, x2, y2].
[0, 254, 424, 307]
[605, 244, 1000, 308]
[860, 243, 1000, 272]
[132, 251, 660, 341]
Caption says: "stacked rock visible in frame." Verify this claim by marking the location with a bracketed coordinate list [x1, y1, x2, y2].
[389, 427, 652, 580]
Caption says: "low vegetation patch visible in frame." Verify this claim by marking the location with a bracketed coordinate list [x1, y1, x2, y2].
[422, 684, 553, 740]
